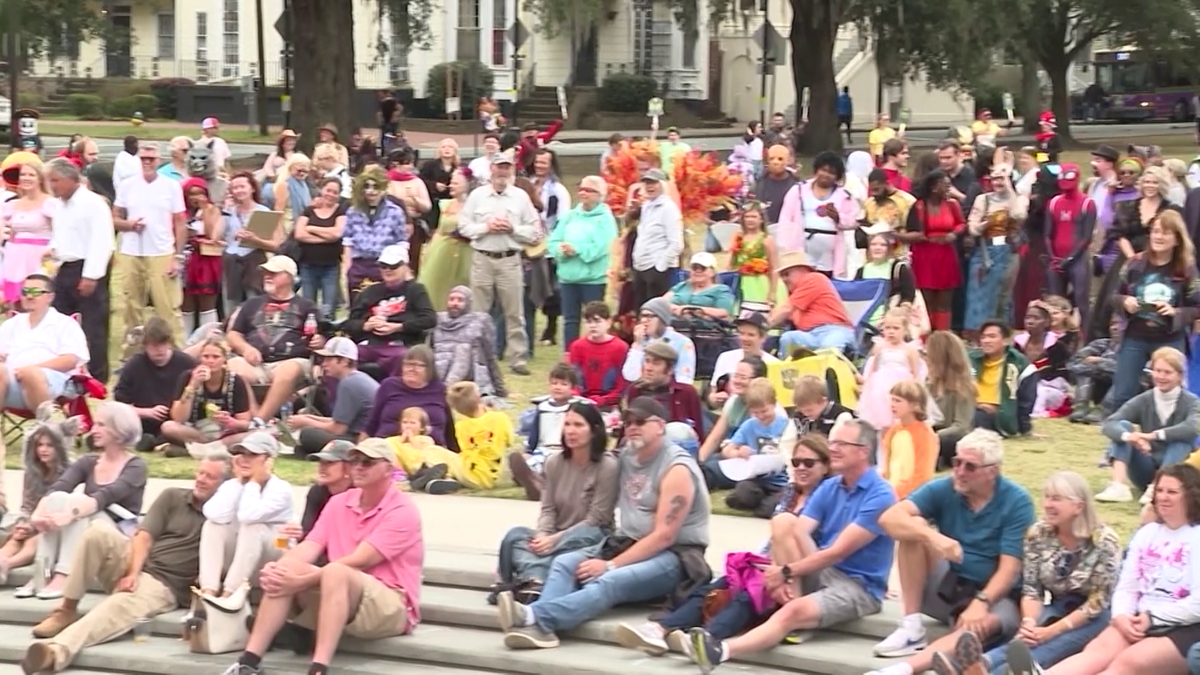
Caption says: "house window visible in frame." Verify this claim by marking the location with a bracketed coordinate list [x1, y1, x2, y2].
[390, 14, 410, 83]
[491, 0, 507, 67]
[456, 0, 481, 62]
[157, 13, 175, 59]
[196, 12, 209, 81]
[651, 21, 672, 72]
[222, 0, 239, 78]
[682, 30, 697, 69]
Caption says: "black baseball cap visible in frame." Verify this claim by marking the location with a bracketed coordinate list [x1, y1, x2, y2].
[624, 397, 669, 423]
[735, 313, 769, 332]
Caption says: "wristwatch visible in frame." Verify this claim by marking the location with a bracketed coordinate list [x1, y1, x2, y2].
[781, 564, 793, 582]
[974, 591, 990, 604]
[605, 561, 616, 572]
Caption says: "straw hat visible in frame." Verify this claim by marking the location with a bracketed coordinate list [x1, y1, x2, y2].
[776, 250, 813, 274]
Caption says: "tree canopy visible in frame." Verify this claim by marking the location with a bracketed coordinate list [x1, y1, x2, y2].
[1, 0, 167, 60]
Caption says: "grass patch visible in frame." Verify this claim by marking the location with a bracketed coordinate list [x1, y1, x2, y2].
[38, 120, 275, 144]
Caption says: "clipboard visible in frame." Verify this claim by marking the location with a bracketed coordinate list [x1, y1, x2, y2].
[245, 210, 283, 249]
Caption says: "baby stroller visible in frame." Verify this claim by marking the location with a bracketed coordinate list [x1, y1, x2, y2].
[671, 308, 737, 381]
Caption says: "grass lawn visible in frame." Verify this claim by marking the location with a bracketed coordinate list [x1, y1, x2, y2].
[2, 131, 1191, 538]
[38, 119, 276, 144]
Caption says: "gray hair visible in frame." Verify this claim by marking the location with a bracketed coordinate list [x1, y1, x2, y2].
[1043, 471, 1100, 540]
[46, 159, 81, 181]
[401, 344, 436, 380]
[836, 417, 878, 459]
[95, 401, 144, 448]
[201, 451, 234, 479]
[956, 428, 1004, 466]
[170, 135, 194, 151]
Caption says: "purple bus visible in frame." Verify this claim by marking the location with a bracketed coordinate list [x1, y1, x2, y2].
[1091, 48, 1199, 122]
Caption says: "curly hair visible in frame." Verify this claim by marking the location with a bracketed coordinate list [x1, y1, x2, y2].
[1152, 463, 1200, 525]
[351, 167, 389, 211]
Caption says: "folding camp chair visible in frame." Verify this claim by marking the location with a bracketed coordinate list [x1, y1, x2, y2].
[831, 278, 889, 361]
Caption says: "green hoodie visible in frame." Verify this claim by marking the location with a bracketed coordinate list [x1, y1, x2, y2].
[547, 202, 619, 285]
[968, 345, 1030, 438]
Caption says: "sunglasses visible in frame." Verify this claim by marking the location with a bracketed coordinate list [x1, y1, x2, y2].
[348, 455, 383, 467]
[690, 265, 709, 272]
[790, 457, 821, 469]
[951, 457, 995, 473]
[20, 288, 49, 298]
[579, 187, 598, 194]
[379, 262, 404, 271]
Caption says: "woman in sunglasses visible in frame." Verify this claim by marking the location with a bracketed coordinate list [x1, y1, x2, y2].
[931, 470, 1120, 675]
[613, 434, 830, 656]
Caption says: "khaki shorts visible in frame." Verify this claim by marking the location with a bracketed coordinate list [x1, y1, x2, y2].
[291, 572, 410, 640]
[245, 357, 314, 386]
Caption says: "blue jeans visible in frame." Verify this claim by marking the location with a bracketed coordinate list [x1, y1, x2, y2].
[529, 548, 682, 633]
[984, 605, 1109, 674]
[299, 264, 340, 317]
[1187, 641, 1200, 674]
[1108, 420, 1197, 490]
[1110, 336, 1184, 411]
[496, 524, 607, 584]
[559, 282, 606, 351]
[778, 325, 855, 355]
[657, 576, 762, 640]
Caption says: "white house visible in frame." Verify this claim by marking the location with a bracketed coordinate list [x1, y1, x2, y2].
[716, 6, 974, 127]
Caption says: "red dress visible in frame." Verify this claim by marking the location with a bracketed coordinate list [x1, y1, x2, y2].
[908, 199, 964, 290]
[184, 222, 222, 297]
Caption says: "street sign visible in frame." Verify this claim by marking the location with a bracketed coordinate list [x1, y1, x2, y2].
[754, 21, 784, 63]
[274, 12, 291, 43]
[507, 20, 530, 50]
[446, 97, 462, 115]
[1001, 92, 1014, 111]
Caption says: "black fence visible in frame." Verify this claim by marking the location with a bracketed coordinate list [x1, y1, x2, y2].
[173, 84, 427, 127]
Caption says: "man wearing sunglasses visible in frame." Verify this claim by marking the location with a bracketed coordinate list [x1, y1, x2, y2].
[868, 429, 1035, 675]
[0, 274, 90, 413]
[342, 244, 437, 378]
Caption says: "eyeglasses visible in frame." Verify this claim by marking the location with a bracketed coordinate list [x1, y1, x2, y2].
[348, 455, 383, 467]
[623, 416, 662, 427]
[1052, 550, 1078, 579]
[690, 265, 709, 273]
[20, 288, 48, 298]
[828, 440, 866, 450]
[401, 361, 427, 370]
[790, 457, 821, 469]
[638, 312, 657, 320]
[951, 457, 996, 473]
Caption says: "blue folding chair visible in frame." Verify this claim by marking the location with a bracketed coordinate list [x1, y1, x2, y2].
[831, 278, 889, 360]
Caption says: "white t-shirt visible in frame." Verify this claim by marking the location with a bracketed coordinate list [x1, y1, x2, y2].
[467, 155, 493, 183]
[205, 136, 232, 169]
[711, 348, 780, 386]
[0, 308, 89, 370]
[115, 174, 185, 257]
[113, 151, 141, 187]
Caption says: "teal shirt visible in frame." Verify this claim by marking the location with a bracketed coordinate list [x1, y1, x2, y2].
[668, 280, 736, 315]
[547, 203, 619, 285]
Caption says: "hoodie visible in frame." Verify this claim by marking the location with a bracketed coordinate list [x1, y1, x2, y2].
[364, 376, 456, 448]
[546, 203, 619, 285]
[343, 278, 439, 347]
[22, 403, 78, 516]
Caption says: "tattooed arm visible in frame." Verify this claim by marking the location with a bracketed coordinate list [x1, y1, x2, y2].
[608, 465, 695, 569]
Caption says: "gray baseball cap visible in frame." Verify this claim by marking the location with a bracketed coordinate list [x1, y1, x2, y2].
[309, 439, 354, 462]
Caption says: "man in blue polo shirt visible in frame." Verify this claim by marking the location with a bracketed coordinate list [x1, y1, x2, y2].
[867, 429, 1035, 675]
[687, 418, 896, 672]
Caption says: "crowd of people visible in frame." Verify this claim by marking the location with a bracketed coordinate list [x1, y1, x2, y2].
[0, 105, 1199, 675]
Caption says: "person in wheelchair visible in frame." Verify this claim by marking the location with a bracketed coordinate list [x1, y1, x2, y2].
[663, 252, 736, 321]
[224, 256, 325, 426]
[284, 337, 380, 458]
[768, 251, 856, 356]
[342, 244, 437, 380]
[0, 273, 90, 413]
[622, 298, 697, 385]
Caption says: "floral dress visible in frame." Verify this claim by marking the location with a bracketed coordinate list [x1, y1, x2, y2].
[729, 231, 771, 304]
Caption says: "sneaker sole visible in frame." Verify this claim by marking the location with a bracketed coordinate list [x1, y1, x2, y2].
[874, 640, 927, 658]
[613, 624, 668, 656]
[1005, 639, 1039, 674]
[496, 592, 515, 632]
[425, 479, 460, 495]
[953, 630, 983, 666]
[688, 628, 714, 674]
[503, 630, 558, 649]
[931, 652, 959, 675]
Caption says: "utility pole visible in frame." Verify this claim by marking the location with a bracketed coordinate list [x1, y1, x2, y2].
[759, 0, 768, 126]
[282, 0, 292, 129]
[254, 0, 268, 135]
[7, 0, 19, 151]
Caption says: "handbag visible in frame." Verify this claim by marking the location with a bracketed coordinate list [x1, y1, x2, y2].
[185, 586, 251, 654]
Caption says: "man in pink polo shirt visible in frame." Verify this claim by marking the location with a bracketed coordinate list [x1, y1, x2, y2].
[224, 438, 424, 675]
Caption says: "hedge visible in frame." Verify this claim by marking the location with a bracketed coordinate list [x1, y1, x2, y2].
[148, 77, 195, 119]
[66, 94, 105, 120]
[107, 94, 159, 119]
[599, 73, 657, 113]
[425, 61, 495, 117]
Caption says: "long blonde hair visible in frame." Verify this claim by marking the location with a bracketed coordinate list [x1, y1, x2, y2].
[925, 331, 976, 400]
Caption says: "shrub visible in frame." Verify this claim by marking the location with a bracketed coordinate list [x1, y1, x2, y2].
[425, 61, 495, 117]
[66, 94, 105, 120]
[599, 73, 658, 113]
[148, 77, 195, 119]
[106, 94, 158, 119]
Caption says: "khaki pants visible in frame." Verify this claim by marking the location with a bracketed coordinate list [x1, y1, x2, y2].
[470, 252, 526, 364]
[48, 520, 177, 668]
[291, 571, 409, 640]
[198, 521, 283, 594]
[113, 252, 183, 350]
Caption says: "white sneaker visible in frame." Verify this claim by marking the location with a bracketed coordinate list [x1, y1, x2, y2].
[1095, 482, 1134, 503]
[872, 623, 927, 657]
[613, 621, 668, 656]
[13, 581, 34, 599]
[1140, 481, 1155, 505]
[665, 629, 689, 654]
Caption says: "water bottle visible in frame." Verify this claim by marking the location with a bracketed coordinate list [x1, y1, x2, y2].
[280, 402, 293, 424]
[303, 312, 317, 338]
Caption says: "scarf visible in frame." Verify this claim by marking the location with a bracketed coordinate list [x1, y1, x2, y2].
[286, 175, 312, 225]
[1154, 386, 1182, 424]
[389, 169, 417, 182]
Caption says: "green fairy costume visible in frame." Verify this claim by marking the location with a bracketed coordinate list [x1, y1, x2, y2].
[417, 198, 474, 310]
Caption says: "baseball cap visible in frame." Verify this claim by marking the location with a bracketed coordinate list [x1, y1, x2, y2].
[640, 168, 667, 183]
[315, 336, 358, 361]
[735, 313, 769, 332]
[492, 152, 515, 165]
[378, 244, 409, 267]
[352, 438, 397, 465]
[231, 432, 279, 457]
[689, 252, 717, 269]
[201, 117, 220, 130]
[309, 439, 354, 462]
[260, 256, 298, 277]
[623, 396, 670, 423]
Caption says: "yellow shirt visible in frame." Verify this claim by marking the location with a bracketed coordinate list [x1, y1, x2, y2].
[977, 357, 1003, 406]
[971, 121, 1001, 139]
[453, 410, 514, 489]
[868, 127, 896, 158]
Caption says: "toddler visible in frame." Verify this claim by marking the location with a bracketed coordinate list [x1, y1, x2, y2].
[386, 407, 462, 494]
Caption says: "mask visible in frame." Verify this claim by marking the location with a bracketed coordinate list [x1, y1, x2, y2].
[767, 145, 789, 175]
[1056, 164, 1081, 192]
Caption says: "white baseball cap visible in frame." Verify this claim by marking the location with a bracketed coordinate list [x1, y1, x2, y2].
[315, 336, 359, 361]
[689, 252, 718, 269]
[260, 255, 298, 277]
[378, 244, 409, 267]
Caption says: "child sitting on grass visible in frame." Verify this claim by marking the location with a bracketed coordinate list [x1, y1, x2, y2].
[510, 363, 590, 501]
[386, 407, 462, 495]
[706, 378, 790, 514]
[566, 301, 628, 407]
[447, 381, 513, 490]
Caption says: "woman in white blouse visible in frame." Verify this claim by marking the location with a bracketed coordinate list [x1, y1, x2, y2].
[1009, 462, 1200, 674]
[197, 431, 293, 610]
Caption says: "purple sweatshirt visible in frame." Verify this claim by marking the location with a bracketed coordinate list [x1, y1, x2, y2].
[364, 376, 453, 446]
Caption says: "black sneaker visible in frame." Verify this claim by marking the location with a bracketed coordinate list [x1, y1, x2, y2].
[410, 464, 448, 492]
[688, 627, 723, 673]
[425, 478, 461, 495]
[163, 444, 190, 459]
[135, 433, 158, 453]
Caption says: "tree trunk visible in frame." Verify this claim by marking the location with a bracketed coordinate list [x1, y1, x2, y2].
[291, 0, 357, 153]
[1044, 56, 1072, 142]
[1019, 51, 1041, 132]
[789, 0, 840, 154]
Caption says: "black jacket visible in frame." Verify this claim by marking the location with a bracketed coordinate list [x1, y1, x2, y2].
[343, 278, 438, 347]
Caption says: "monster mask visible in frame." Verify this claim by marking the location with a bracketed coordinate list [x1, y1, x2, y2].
[766, 144, 790, 177]
[187, 145, 215, 179]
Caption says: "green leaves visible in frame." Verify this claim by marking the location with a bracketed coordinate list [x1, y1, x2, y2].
[522, 0, 606, 39]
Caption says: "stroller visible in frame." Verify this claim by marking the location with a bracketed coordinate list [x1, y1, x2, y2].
[671, 308, 738, 381]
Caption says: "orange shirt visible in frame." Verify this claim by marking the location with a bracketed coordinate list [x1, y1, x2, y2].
[788, 272, 853, 331]
[880, 420, 938, 499]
